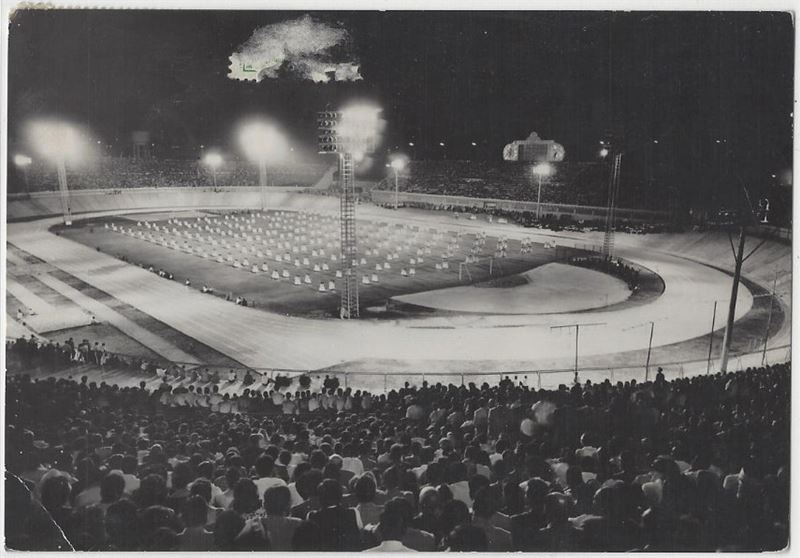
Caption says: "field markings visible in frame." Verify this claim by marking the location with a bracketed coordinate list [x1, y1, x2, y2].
[36, 273, 202, 364]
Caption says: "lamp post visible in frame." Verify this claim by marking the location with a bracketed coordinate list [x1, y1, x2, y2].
[13, 154, 32, 193]
[390, 155, 407, 210]
[238, 120, 288, 210]
[532, 162, 553, 221]
[202, 152, 223, 188]
[26, 120, 89, 226]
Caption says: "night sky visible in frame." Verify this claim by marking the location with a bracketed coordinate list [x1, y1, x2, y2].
[7, 10, 794, 206]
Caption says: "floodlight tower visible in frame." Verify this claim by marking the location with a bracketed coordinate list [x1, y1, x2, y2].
[599, 140, 622, 259]
[318, 106, 381, 319]
[27, 120, 89, 226]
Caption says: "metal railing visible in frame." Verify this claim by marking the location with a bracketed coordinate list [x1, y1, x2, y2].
[6, 335, 790, 393]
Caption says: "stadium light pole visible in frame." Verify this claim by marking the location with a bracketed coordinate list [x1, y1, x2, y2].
[202, 151, 224, 188]
[318, 104, 384, 319]
[26, 120, 90, 226]
[532, 163, 554, 220]
[238, 120, 289, 210]
[13, 154, 33, 193]
[390, 155, 407, 210]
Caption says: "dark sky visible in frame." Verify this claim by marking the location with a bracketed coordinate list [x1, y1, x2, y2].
[7, 10, 794, 204]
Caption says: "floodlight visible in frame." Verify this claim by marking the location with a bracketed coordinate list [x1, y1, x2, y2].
[532, 162, 554, 177]
[599, 147, 610, 158]
[238, 120, 289, 164]
[25, 119, 89, 164]
[203, 152, 224, 168]
[14, 154, 32, 167]
[390, 156, 407, 171]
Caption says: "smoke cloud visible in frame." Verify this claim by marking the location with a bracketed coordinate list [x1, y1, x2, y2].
[228, 15, 362, 83]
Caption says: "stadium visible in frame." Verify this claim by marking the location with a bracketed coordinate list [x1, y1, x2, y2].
[3, 9, 793, 553]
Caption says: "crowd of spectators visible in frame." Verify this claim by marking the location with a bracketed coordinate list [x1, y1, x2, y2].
[397, 161, 664, 210]
[5, 354, 789, 552]
[11, 157, 329, 193]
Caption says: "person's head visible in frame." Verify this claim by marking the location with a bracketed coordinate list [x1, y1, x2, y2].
[263, 485, 291, 516]
[183, 494, 208, 527]
[544, 492, 570, 526]
[354, 473, 377, 503]
[255, 454, 275, 478]
[566, 464, 584, 487]
[472, 486, 499, 519]
[291, 520, 321, 551]
[468, 474, 490, 500]
[382, 465, 401, 490]
[225, 466, 241, 490]
[172, 462, 194, 490]
[232, 478, 260, 514]
[135, 474, 168, 507]
[40, 475, 71, 510]
[121, 455, 138, 475]
[525, 477, 550, 513]
[317, 478, 342, 507]
[100, 472, 126, 503]
[309, 449, 328, 470]
[214, 510, 245, 551]
[105, 499, 138, 549]
[419, 486, 440, 514]
[148, 527, 179, 551]
[447, 461, 468, 483]
[440, 499, 471, 535]
[296, 469, 324, 500]
[190, 479, 213, 503]
[378, 502, 408, 541]
[447, 525, 488, 551]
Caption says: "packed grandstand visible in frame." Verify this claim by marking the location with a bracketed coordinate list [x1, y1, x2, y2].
[6, 334, 790, 552]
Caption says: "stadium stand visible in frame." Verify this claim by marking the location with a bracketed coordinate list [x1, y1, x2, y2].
[398, 160, 662, 210]
[5, 338, 790, 551]
[12, 157, 332, 192]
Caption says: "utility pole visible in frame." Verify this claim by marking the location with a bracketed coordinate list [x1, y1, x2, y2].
[707, 300, 718, 374]
[719, 226, 746, 372]
[551, 322, 605, 385]
[761, 269, 779, 365]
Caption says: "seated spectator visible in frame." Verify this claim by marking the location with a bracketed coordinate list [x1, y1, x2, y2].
[256, 485, 302, 551]
[307, 479, 360, 551]
[178, 495, 215, 551]
[365, 499, 415, 552]
[354, 473, 383, 528]
[471, 486, 512, 551]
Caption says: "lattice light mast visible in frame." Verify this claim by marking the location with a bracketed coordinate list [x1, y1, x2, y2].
[600, 140, 623, 259]
[318, 106, 382, 319]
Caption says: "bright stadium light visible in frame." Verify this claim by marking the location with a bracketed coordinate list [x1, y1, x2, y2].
[532, 162, 554, 220]
[237, 119, 289, 208]
[13, 154, 32, 167]
[389, 154, 408, 210]
[25, 119, 92, 225]
[599, 147, 610, 158]
[202, 151, 224, 188]
[238, 120, 288, 166]
[13, 154, 33, 193]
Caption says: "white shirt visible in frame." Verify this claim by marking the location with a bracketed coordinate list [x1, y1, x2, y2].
[365, 540, 415, 552]
[449, 480, 472, 508]
[342, 457, 364, 476]
[253, 476, 287, 499]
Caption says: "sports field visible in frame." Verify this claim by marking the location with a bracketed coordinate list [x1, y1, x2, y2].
[54, 209, 584, 317]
